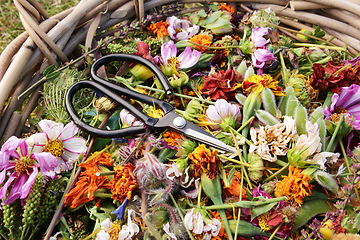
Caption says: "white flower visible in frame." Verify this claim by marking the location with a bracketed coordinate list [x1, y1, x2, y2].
[293, 120, 322, 161]
[163, 222, 178, 240]
[26, 120, 87, 173]
[309, 152, 340, 171]
[205, 99, 241, 131]
[95, 218, 112, 240]
[184, 208, 221, 238]
[118, 209, 140, 240]
[167, 16, 199, 41]
[120, 109, 142, 128]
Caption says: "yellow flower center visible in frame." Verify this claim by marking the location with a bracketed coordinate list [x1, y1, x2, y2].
[257, 213, 273, 231]
[45, 139, 65, 157]
[108, 223, 122, 240]
[329, 113, 343, 123]
[167, 57, 180, 76]
[15, 158, 34, 175]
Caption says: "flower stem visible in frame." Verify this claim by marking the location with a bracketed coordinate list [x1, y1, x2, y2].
[217, 154, 252, 167]
[197, 182, 202, 209]
[326, 114, 344, 152]
[233, 170, 244, 240]
[93, 192, 112, 198]
[236, 116, 255, 133]
[279, 51, 287, 85]
[96, 171, 116, 176]
[169, 193, 196, 240]
[268, 223, 283, 240]
[82, 227, 101, 240]
[230, 129, 253, 189]
[188, 41, 241, 50]
[229, 126, 253, 146]
[264, 163, 290, 182]
[137, 84, 214, 104]
[202, 197, 286, 210]
[333, 64, 351, 76]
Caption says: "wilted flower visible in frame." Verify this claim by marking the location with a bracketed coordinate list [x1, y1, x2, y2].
[249, 116, 297, 162]
[251, 27, 275, 68]
[0, 136, 58, 205]
[184, 208, 221, 239]
[242, 74, 285, 96]
[201, 68, 237, 101]
[120, 109, 142, 128]
[111, 163, 138, 202]
[324, 84, 360, 130]
[205, 99, 241, 131]
[274, 166, 314, 206]
[147, 20, 169, 39]
[189, 34, 212, 52]
[118, 209, 140, 239]
[167, 16, 199, 41]
[188, 144, 219, 180]
[26, 120, 87, 173]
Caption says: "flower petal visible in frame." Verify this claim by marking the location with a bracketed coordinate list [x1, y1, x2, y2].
[20, 165, 38, 199]
[63, 137, 87, 154]
[59, 121, 78, 141]
[0, 171, 18, 201]
[39, 120, 64, 140]
[32, 152, 58, 178]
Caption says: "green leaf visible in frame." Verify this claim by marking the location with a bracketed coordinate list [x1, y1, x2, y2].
[158, 148, 177, 163]
[175, 40, 191, 49]
[255, 109, 280, 126]
[200, 11, 222, 25]
[317, 118, 326, 152]
[293, 199, 332, 229]
[279, 86, 295, 115]
[221, 167, 230, 187]
[228, 219, 270, 237]
[261, 88, 277, 117]
[285, 91, 299, 117]
[46, 71, 61, 82]
[309, 107, 324, 123]
[294, 104, 308, 135]
[227, 167, 236, 188]
[314, 170, 339, 194]
[250, 201, 277, 220]
[43, 65, 56, 76]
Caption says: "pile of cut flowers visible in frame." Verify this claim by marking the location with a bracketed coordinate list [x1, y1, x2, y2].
[2, 3, 360, 240]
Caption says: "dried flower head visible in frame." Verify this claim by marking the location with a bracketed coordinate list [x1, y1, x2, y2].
[188, 144, 219, 180]
[111, 163, 138, 202]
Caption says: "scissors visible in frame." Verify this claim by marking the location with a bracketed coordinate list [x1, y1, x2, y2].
[65, 54, 234, 153]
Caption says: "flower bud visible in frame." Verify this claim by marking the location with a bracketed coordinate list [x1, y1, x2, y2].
[169, 71, 189, 88]
[248, 153, 264, 182]
[314, 170, 339, 194]
[129, 64, 155, 82]
[236, 60, 247, 74]
[153, 209, 169, 229]
[94, 97, 116, 112]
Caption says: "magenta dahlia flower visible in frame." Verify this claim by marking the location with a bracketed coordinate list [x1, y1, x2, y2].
[0, 136, 58, 205]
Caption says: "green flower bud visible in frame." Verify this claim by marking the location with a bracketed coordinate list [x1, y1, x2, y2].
[236, 60, 247, 74]
[169, 71, 189, 88]
[261, 180, 277, 195]
[176, 138, 197, 159]
[248, 153, 264, 182]
[129, 64, 155, 82]
[314, 170, 339, 194]
[244, 65, 254, 79]
[153, 209, 169, 229]
[326, 113, 352, 137]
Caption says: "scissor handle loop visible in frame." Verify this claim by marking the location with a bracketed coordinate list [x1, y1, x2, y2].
[91, 54, 173, 95]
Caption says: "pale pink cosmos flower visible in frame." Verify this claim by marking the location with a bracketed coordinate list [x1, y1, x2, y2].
[205, 99, 242, 131]
[120, 109, 142, 128]
[167, 16, 199, 41]
[0, 136, 58, 205]
[26, 120, 87, 173]
[160, 40, 201, 70]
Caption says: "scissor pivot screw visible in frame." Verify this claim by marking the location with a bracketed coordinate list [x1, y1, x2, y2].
[173, 117, 186, 128]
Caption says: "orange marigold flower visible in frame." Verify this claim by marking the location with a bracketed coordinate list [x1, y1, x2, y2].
[274, 166, 314, 206]
[223, 170, 247, 200]
[188, 144, 219, 180]
[64, 152, 113, 208]
[163, 131, 183, 147]
[111, 163, 138, 202]
[147, 21, 169, 39]
[218, 3, 235, 16]
[189, 34, 212, 53]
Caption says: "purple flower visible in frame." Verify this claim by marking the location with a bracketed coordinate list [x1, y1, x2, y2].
[252, 48, 275, 68]
[324, 84, 360, 130]
[0, 136, 58, 205]
[205, 99, 242, 131]
[252, 27, 270, 47]
[167, 16, 199, 41]
[250, 27, 275, 68]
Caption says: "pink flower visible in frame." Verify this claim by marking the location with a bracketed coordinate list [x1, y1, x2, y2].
[0, 136, 58, 205]
[250, 27, 275, 68]
[26, 120, 87, 173]
[205, 99, 242, 131]
[167, 16, 199, 41]
[120, 109, 142, 128]
[160, 41, 201, 72]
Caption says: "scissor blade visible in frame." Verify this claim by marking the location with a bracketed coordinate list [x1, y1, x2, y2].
[156, 111, 235, 153]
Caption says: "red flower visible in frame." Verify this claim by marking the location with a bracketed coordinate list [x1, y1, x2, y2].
[309, 61, 358, 94]
[201, 68, 237, 101]
[134, 41, 153, 62]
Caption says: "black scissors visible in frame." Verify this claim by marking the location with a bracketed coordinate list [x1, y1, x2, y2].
[65, 54, 234, 153]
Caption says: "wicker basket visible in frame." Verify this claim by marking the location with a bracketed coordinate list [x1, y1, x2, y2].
[0, 0, 360, 238]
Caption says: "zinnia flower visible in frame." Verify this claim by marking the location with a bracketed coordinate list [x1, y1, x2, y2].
[167, 16, 199, 41]
[201, 68, 237, 101]
[0, 136, 58, 205]
[324, 84, 360, 130]
[158, 40, 201, 76]
[205, 99, 241, 131]
[26, 120, 87, 173]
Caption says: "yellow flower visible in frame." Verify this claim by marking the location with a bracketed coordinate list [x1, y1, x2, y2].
[274, 166, 314, 206]
[242, 74, 285, 96]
